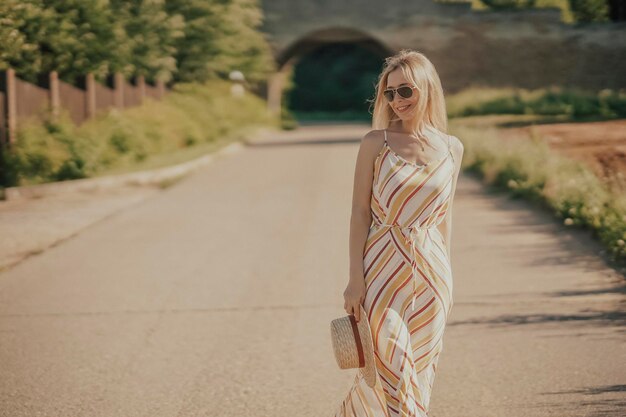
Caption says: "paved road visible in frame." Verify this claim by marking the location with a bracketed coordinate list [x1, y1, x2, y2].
[0, 124, 624, 417]
[0, 186, 159, 271]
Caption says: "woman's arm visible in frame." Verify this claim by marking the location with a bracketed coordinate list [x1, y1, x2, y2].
[345, 130, 384, 320]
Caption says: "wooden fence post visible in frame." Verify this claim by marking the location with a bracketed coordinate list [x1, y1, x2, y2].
[4, 68, 16, 146]
[85, 73, 96, 119]
[49, 71, 60, 120]
[137, 75, 145, 105]
[0, 70, 7, 147]
[114, 72, 124, 108]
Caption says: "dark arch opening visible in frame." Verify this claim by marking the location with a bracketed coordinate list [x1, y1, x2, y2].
[277, 27, 393, 69]
[278, 28, 393, 122]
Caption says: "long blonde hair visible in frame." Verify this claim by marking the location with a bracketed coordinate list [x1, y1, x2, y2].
[369, 49, 448, 142]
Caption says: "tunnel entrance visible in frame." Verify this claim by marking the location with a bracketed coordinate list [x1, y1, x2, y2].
[285, 42, 384, 122]
[266, 28, 393, 123]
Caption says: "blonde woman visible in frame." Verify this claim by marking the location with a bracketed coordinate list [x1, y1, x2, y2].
[335, 49, 463, 417]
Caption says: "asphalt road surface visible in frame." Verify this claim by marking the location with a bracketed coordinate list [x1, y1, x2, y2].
[0, 124, 624, 417]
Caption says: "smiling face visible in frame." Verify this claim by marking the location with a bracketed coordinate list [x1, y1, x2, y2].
[385, 67, 419, 121]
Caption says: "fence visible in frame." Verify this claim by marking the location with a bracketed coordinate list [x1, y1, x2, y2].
[0, 69, 168, 147]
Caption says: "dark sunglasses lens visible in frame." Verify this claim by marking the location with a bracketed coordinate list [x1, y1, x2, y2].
[398, 86, 414, 99]
[383, 90, 394, 101]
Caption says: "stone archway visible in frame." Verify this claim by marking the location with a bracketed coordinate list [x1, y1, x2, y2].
[260, 0, 626, 114]
[266, 27, 394, 116]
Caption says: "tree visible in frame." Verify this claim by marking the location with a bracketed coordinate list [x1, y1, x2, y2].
[0, 0, 275, 86]
[0, 0, 50, 81]
[109, 0, 184, 83]
[164, 0, 274, 84]
[40, 0, 126, 83]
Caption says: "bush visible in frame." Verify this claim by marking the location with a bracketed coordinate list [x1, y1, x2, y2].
[0, 79, 279, 187]
[569, 0, 610, 22]
[454, 123, 626, 266]
[448, 87, 626, 120]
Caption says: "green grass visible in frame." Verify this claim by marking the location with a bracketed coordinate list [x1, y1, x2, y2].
[446, 86, 626, 269]
[435, 0, 575, 23]
[451, 119, 626, 269]
[447, 86, 626, 122]
[0, 79, 279, 188]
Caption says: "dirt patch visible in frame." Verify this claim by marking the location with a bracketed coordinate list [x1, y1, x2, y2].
[495, 119, 626, 190]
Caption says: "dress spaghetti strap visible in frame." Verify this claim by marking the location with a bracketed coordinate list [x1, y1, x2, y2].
[384, 126, 454, 164]
[447, 133, 455, 164]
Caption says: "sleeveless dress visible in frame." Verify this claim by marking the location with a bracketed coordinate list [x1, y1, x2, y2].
[333, 126, 456, 417]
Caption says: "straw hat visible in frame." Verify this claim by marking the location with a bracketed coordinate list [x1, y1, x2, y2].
[330, 304, 378, 388]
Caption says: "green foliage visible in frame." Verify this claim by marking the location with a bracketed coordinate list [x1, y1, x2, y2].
[110, 0, 185, 83]
[54, 155, 86, 181]
[569, 0, 610, 22]
[0, 0, 126, 84]
[0, 1, 48, 77]
[0, 147, 19, 186]
[1, 79, 278, 187]
[535, 0, 575, 22]
[0, 0, 274, 85]
[164, 0, 275, 84]
[471, 0, 605, 22]
[456, 123, 626, 266]
[280, 107, 299, 130]
[447, 86, 626, 120]
[183, 132, 199, 147]
[109, 129, 132, 154]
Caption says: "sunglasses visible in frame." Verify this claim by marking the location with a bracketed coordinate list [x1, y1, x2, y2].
[383, 85, 418, 102]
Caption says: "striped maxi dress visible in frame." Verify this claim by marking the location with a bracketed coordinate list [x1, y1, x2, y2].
[334, 126, 457, 417]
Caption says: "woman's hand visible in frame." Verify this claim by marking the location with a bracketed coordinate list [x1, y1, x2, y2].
[343, 277, 366, 322]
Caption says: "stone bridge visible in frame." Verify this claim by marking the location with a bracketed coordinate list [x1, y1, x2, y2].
[259, 0, 626, 114]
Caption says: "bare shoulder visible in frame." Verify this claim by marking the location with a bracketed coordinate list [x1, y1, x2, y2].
[362, 129, 385, 145]
[360, 129, 386, 156]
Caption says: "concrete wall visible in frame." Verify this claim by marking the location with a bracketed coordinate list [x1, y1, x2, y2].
[260, 0, 626, 93]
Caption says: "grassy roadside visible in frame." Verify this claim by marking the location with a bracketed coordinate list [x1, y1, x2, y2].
[450, 118, 626, 271]
[0, 79, 280, 191]
[93, 123, 272, 178]
[446, 86, 626, 121]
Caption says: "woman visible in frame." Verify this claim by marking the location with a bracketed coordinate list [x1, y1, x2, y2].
[335, 49, 463, 417]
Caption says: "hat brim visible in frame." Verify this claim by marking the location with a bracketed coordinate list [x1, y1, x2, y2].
[356, 304, 379, 388]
